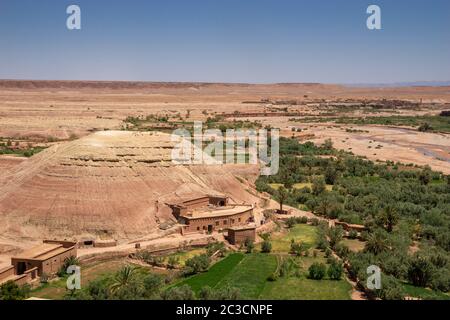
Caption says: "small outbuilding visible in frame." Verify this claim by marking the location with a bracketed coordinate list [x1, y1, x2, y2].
[227, 225, 256, 245]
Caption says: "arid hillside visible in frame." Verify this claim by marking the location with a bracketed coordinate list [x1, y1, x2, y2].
[0, 131, 259, 242]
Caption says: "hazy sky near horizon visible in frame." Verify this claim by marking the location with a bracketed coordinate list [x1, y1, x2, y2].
[0, 0, 449, 84]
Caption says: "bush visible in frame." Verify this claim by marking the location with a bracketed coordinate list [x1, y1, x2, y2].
[267, 272, 278, 282]
[312, 177, 326, 195]
[199, 286, 241, 300]
[375, 275, 405, 300]
[290, 239, 305, 256]
[0, 281, 30, 300]
[167, 256, 180, 269]
[348, 230, 358, 239]
[261, 240, 272, 253]
[279, 259, 294, 277]
[143, 274, 164, 298]
[407, 254, 434, 287]
[334, 244, 351, 259]
[327, 261, 344, 280]
[244, 238, 254, 253]
[299, 216, 308, 224]
[327, 226, 344, 249]
[161, 285, 195, 300]
[286, 217, 297, 228]
[430, 270, 450, 292]
[308, 263, 327, 280]
[184, 254, 210, 275]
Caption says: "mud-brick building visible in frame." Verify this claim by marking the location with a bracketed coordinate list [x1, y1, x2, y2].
[227, 225, 256, 245]
[169, 194, 228, 219]
[169, 195, 254, 234]
[0, 240, 77, 286]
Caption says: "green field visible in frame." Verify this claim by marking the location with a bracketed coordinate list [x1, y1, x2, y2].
[214, 254, 278, 299]
[271, 224, 318, 253]
[402, 283, 450, 300]
[176, 253, 277, 299]
[260, 277, 352, 300]
[175, 253, 245, 293]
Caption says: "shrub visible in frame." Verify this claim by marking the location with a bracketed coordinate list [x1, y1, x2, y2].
[407, 254, 434, 287]
[430, 270, 450, 292]
[267, 272, 278, 282]
[199, 286, 241, 300]
[327, 261, 344, 280]
[261, 240, 272, 253]
[143, 274, 164, 298]
[0, 281, 30, 300]
[335, 244, 351, 259]
[308, 263, 327, 280]
[244, 238, 254, 253]
[279, 259, 294, 277]
[375, 275, 405, 300]
[184, 254, 210, 275]
[418, 123, 433, 132]
[161, 285, 195, 300]
[286, 217, 297, 228]
[327, 226, 344, 249]
[348, 230, 358, 239]
[167, 256, 180, 269]
[312, 177, 326, 195]
[290, 239, 305, 256]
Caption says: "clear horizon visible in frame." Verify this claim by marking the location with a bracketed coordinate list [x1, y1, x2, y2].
[1, 0, 449, 84]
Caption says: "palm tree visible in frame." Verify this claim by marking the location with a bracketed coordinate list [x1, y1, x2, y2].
[109, 265, 137, 293]
[378, 206, 399, 232]
[63, 256, 80, 267]
[365, 229, 389, 255]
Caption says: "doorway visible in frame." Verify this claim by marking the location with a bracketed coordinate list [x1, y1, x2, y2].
[17, 262, 26, 275]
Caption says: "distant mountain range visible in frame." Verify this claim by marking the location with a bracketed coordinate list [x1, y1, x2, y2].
[346, 81, 450, 88]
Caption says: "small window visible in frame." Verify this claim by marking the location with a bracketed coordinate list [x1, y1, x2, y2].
[197, 226, 200, 231]
[223, 220, 227, 225]
[215, 221, 219, 226]
[238, 218, 241, 222]
[203, 226, 207, 230]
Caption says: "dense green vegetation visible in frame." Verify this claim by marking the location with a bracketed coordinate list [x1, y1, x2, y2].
[0, 281, 30, 300]
[290, 115, 450, 133]
[334, 115, 450, 133]
[0, 141, 46, 157]
[256, 137, 449, 299]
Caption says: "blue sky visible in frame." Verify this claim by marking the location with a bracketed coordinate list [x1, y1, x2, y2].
[0, 0, 449, 83]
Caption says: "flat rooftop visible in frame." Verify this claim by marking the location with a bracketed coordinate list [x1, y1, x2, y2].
[181, 205, 252, 219]
[228, 224, 257, 231]
[12, 243, 66, 261]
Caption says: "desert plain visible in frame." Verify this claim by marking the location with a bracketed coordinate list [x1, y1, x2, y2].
[0, 80, 449, 268]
